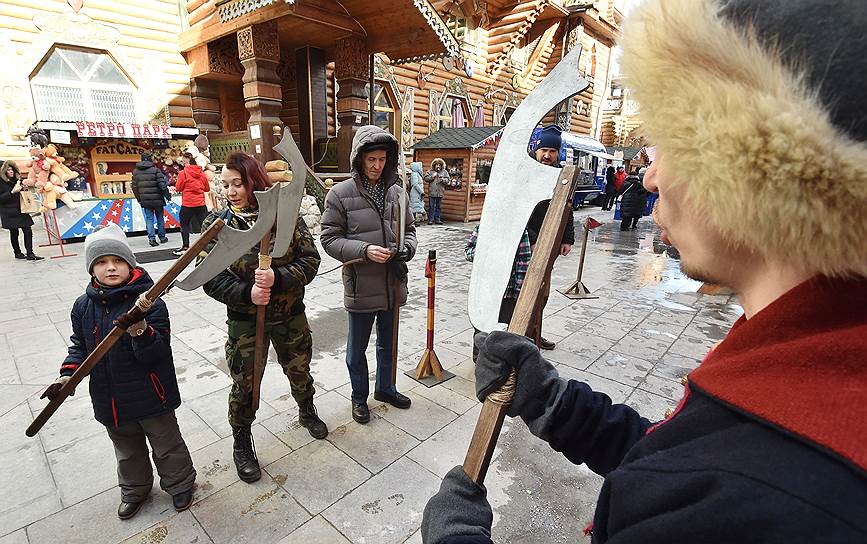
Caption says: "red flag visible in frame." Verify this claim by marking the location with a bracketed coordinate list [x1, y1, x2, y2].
[424, 255, 432, 278]
[586, 217, 602, 230]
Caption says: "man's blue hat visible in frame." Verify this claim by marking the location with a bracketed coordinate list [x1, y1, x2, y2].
[536, 124, 563, 151]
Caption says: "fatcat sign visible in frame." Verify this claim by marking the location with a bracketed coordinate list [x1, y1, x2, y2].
[75, 121, 171, 139]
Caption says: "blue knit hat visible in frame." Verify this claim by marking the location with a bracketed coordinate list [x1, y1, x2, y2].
[536, 125, 562, 151]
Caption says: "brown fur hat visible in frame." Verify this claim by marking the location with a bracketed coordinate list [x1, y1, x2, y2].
[431, 158, 446, 171]
[621, 0, 867, 278]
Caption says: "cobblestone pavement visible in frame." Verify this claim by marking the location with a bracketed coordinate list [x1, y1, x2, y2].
[0, 208, 740, 543]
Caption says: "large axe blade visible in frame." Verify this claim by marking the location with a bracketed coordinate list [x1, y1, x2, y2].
[272, 127, 309, 257]
[468, 46, 588, 333]
[173, 183, 282, 291]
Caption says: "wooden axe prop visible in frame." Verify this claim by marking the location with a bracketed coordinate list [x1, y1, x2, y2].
[389, 141, 411, 387]
[26, 218, 226, 437]
[463, 45, 589, 483]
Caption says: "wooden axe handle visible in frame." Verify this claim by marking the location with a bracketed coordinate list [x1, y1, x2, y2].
[26, 218, 226, 437]
[252, 229, 273, 411]
[463, 167, 578, 483]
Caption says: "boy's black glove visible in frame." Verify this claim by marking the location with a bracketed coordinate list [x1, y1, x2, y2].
[422, 466, 493, 544]
[41, 375, 74, 400]
[474, 331, 566, 429]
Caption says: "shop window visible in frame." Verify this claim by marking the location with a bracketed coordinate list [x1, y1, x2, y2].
[438, 96, 470, 129]
[365, 82, 398, 137]
[30, 46, 138, 124]
[475, 157, 492, 184]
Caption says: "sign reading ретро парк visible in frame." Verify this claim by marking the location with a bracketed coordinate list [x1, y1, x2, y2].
[75, 121, 171, 139]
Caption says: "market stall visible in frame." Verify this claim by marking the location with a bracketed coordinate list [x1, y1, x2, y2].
[412, 126, 503, 223]
[36, 121, 196, 240]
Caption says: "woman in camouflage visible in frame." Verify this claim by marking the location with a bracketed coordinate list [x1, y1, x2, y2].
[199, 153, 325, 484]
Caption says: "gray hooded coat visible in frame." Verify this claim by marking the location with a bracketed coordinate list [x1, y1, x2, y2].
[320, 126, 417, 312]
[409, 162, 425, 215]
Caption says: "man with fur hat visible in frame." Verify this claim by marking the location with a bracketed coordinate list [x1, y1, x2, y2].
[422, 0, 867, 542]
[321, 125, 418, 424]
[41, 223, 196, 520]
[423, 158, 449, 225]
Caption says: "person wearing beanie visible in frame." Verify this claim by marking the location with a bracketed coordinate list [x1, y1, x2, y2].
[41, 223, 195, 520]
[422, 1, 867, 543]
[131, 152, 170, 247]
[525, 124, 575, 350]
[321, 125, 417, 424]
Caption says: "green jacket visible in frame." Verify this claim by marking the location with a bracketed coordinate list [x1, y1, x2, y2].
[200, 209, 320, 322]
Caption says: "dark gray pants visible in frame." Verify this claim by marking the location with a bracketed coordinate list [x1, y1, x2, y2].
[105, 411, 196, 502]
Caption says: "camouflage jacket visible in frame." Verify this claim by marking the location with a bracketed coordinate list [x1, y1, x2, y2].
[199, 209, 320, 322]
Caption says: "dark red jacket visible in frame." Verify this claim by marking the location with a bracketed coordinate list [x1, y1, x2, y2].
[446, 276, 867, 543]
[175, 165, 209, 208]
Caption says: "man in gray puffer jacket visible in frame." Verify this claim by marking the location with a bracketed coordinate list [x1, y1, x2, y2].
[321, 126, 417, 424]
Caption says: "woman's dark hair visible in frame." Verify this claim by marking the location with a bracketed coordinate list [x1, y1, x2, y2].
[182, 152, 195, 162]
[223, 152, 271, 207]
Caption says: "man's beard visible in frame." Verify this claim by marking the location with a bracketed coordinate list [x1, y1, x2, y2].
[679, 260, 725, 286]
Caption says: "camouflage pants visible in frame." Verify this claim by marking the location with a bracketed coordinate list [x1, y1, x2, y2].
[225, 314, 315, 427]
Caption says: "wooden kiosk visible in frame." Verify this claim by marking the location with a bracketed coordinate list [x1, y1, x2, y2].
[412, 127, 503, 223]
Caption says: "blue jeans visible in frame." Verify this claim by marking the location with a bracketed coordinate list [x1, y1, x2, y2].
[428, 197, 442, 223]
[345, 310, 397, 404]
[142, 207, 166, 241]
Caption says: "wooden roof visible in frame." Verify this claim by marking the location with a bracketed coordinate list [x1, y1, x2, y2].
[180, 0, 460, 61]
[413, 126, 504, 149]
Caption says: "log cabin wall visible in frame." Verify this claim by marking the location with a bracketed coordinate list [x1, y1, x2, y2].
[0, 0, 195, 156]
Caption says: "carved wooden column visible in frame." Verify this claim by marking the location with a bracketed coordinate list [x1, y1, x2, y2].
[237, 22, 282, 162]
[190, 78, 222, 133]
[334, 35, 369, 172]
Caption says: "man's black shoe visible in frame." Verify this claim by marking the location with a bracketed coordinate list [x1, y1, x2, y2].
[117, 500, 144, 520]
[539, 337, 556, 350]
[374, 390, 412, 409]
[26, 253, 44, 261]
[172, 489, 194, 511]
[232, 426, 261, 483]
[298, 399, 328, 439]
[352, 402, 371, 424]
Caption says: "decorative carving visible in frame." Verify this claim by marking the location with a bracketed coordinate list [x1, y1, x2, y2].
[208, 36, 243, 75]
[276, 55, 296, 89]
[335, 36, 368, 81]
[442, 76, 470, 102]
[429, 90, 439, 135]
[218, 0, 279, 23]
[567, 24, 583, 52]
[401, 86, 415, 148]
[390, 0, 461, 64]
[373, 55, 403, 105]
[33, 9, 120, 50]
[237, 22, 279, 62]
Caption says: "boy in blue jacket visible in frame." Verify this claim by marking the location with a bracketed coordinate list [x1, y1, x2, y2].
[41, 223, 195, 520]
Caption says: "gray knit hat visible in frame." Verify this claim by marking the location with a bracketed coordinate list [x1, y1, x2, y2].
[84, 223, 137, 274]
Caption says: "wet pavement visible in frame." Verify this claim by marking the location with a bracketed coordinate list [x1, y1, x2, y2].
[0, 207, 741, 543]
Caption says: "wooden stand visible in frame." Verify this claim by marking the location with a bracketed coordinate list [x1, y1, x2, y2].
[408, 250, 455, 387]
[41, 209, 77, 259]
[560, 218, 597, 299]
[463, 166, 578, 483]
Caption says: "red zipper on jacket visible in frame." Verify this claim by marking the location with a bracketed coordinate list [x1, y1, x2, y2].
[111, 396, 119, 427]
[149, 372, 167, 403]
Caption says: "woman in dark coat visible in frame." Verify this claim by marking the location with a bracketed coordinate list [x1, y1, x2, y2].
[619, 167, 648, 230]
[0, 160, 42, 260]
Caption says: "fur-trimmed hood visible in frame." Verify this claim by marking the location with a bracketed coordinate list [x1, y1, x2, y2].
[620, 0, 867, 278]
[430, 158, 446, 171]
[0, 160, 20, 185]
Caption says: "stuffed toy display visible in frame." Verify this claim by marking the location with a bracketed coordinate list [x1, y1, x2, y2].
[26, 146, 78, 211]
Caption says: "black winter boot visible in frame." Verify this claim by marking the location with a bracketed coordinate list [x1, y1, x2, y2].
[232, 426, 261, 483]
[298, 399, 328, 439]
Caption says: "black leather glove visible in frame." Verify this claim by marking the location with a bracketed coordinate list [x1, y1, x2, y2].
[389, 259, 408, 282]
[40, 375, 74, 400]
[422, 466, 493, 544]
[474, 331, 567, 433]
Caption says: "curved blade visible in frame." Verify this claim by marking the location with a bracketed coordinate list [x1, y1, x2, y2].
[174, 184, 281, 291]
[272, 127, 311, 257]
[468, 46, 589, 333]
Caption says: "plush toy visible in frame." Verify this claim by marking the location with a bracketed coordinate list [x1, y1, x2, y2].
[43, 144, 78, 183]
[26, 147, 77, 211]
